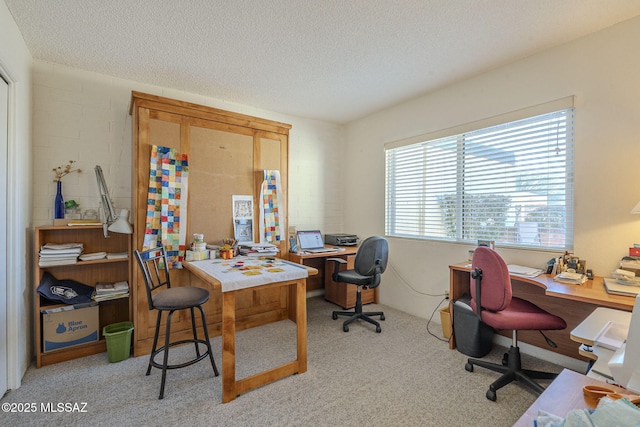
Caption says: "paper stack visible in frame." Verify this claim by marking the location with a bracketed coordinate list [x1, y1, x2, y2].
[38, 242, 84, 267]
[238, 242, 279, 257]
[553, 271, 587, 284]
[92, 281, 129, 302]
[79, 252, 107, 261]
[507, 264, 543, 278]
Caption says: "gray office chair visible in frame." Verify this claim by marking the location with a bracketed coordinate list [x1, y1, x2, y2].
[134, 245, 219, 399]
[328, 236, 389, 333]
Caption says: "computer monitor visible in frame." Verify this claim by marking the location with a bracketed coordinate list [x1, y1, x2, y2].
[608, 294, 640, 392]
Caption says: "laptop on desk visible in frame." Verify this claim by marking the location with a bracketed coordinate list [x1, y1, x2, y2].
[296, 230, 338, 253]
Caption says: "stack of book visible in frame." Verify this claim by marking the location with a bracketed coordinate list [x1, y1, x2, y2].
[92, 281, 129, 302]
[38, 243, 84, 267]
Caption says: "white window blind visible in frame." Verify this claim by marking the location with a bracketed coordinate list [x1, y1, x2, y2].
[385, 101, 574, 250]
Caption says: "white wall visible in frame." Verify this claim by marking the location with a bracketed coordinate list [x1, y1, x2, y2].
[31, 62, 346, 234]
[0, 0, 32, 389]
[345, 16, 640, 320]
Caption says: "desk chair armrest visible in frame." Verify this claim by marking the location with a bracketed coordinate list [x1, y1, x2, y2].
[327, 257, 347, 282]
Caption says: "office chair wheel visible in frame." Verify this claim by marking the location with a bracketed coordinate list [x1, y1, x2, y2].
[465, 362, 473, 372]
[380, 314, 385, 321]
[332, 313, 338, 320]
[502, 353, 508, 366]
[376, 326, 381, 333]
[486, 389, 497, 401]
[343, 325, 349, 332]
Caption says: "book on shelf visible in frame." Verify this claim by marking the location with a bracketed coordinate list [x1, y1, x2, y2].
[79, 252, 107, 261]
[41, 242, 83, 250]
[106, 252, 128, 260]
[92, 292, 129, 302]
[93, 281, 129, 302]
[67, 219, 101, 226]
[38, 258, 78, 267]
[95, 281, 129, 294]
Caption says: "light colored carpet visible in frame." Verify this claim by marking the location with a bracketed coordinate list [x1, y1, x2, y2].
[1, 297, 565, 426]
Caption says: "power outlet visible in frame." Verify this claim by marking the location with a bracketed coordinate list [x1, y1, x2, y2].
[444, 290, 450, 299]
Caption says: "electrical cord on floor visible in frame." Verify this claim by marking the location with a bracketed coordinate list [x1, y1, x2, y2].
[426, 296, 451, 343]
[387, 260, 448, 297]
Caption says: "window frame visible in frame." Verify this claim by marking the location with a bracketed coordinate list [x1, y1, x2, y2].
[384, 97, 575, 251]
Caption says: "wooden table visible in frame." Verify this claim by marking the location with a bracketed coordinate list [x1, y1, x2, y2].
[184, 259, 317, 403]
[449, 262, 635, 359]
[514, 368, 627, 426]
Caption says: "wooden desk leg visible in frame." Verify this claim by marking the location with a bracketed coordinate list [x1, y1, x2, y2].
[296, 279, 308, 373]
[222, 291, 236, 403]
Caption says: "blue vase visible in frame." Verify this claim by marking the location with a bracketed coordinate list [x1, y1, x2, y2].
[54, 181, 65, 219]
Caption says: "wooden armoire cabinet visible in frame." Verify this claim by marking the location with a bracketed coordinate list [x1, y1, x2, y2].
[130, 92, 292, 356]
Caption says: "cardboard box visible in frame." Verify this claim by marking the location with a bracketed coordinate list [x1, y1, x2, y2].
[42, 305, 99, 352]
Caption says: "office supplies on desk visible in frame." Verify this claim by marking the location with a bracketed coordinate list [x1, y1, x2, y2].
[297, 230, 338, 253]
[507, 264, 543, 278]
[324, 233, 358, 246]
[554, 271, 587, 284]
[604, 277, 640, 296]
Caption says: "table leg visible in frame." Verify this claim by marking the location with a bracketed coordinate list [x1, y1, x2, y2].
[222, 291, 236, 403]
[296, 279, 308, 373]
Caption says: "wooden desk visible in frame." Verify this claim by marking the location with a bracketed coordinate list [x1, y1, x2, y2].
[514, 368, 627, 426]
[184, 260, 317, 403]
[449, 262, 635, 359]
[289, 246, 377, 308]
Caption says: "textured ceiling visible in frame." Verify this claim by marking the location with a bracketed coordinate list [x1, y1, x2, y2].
[5, 0, 640, 124]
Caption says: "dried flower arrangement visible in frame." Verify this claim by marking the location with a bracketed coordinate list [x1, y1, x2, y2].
[52, 160, 81, 182]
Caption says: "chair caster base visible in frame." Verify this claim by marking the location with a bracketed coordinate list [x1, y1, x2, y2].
[486, 389, 497, 401]
[465, 362, 474, 372]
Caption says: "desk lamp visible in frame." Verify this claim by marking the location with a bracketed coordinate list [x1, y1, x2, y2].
[95, 165, 133, 238]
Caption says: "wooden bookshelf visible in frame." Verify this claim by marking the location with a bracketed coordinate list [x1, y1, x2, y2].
[34, 225, 132, 367]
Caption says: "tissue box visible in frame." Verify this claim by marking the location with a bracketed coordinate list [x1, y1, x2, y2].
[630, 247, 640, 257]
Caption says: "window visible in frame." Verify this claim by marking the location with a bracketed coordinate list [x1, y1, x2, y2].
[385, 98, 574, 250]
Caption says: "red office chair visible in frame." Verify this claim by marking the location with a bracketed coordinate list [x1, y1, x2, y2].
[464, 246, 566, 401]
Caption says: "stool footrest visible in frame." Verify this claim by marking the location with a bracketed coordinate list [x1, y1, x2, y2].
[148, 339, 213, 371]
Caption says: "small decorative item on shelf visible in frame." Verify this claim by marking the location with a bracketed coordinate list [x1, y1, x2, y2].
[52, 160, 81, 220]
[64, 200, 82, 220]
